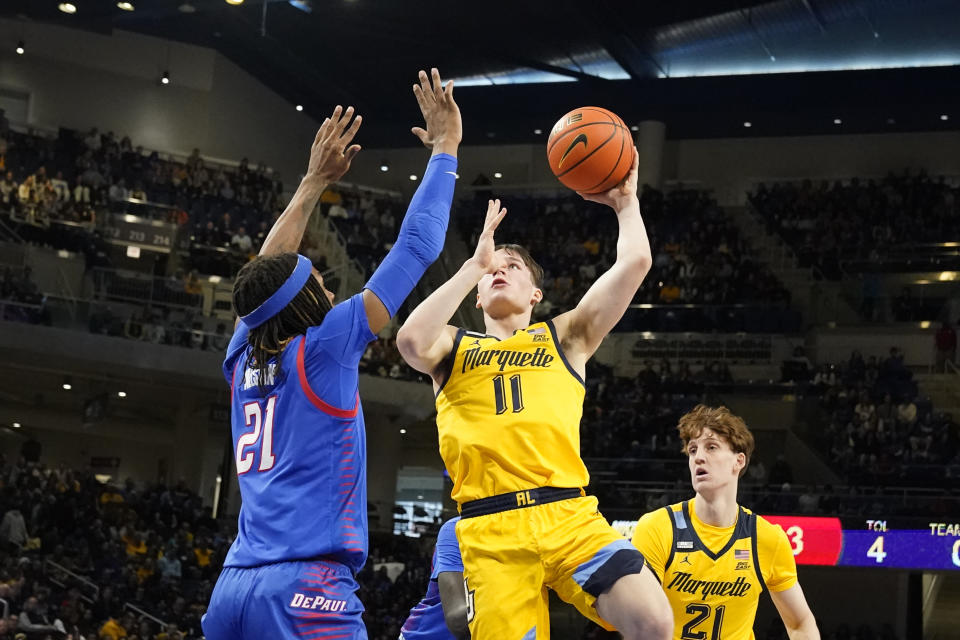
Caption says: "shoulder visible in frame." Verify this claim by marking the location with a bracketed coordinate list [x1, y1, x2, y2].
[754, 513, 789, 543]
[632, 506, 674, 543]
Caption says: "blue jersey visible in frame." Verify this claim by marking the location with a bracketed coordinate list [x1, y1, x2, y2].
[400, 517, 463, 640]
[222, 293, 375, 571]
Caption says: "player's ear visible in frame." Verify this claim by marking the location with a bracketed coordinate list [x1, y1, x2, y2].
[734, 452, 746, 475]
[475, 291, 482, 309]
[531, 288, 542, 306]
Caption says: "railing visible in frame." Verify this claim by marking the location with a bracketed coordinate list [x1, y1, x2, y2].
[591, 478, 960, 521]
[617, 303, 802, 334]
[45, 559, 99, 602]
[622, 332, 785, 364]
[123, 602, 168, 628]
[91, 268, 204, 311]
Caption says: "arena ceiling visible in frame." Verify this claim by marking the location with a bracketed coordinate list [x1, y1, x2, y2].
[4, 0, 960, 144]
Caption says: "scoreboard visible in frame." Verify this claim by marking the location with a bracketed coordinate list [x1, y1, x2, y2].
[765, 516, 960, 571]
[611, 517, 960, 571]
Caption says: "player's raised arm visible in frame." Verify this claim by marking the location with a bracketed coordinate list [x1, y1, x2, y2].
[553, 148, 651, 360]
[259, 106, 361, 258]
[360, 68, 462, 334]
[396, 199, 506, 380]
[771, 583, 820, 639]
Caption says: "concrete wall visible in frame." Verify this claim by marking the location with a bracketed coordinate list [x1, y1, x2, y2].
[0, 18, 319, 181]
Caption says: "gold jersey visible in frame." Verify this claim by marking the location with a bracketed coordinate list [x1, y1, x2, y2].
[632, 500, 797, 640]
[435, 320, 588, 504]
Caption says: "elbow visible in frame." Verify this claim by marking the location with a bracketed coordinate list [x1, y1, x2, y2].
[395, 324, 417, 358]
[624, 253, 652, 278]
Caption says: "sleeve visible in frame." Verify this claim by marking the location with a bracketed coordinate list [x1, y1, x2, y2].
[631, 509, 672, 583]
[761, 520, 798, 592]
[222, 322, 250, 384]
[305, 293, 376, 368]
[431, 518, 464, 578]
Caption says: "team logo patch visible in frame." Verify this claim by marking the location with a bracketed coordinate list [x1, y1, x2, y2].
[735, 561, 750, 570]
[677, 540, 694, 550]
[679, 554, 692, 566]
[735, 549, 750, 559]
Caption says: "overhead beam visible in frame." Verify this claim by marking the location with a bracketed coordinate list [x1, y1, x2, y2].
[800, 0, 828, 34]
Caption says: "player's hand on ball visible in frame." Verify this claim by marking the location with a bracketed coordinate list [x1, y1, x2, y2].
[411, 68, 462, 152]
[306, 105, 362, 185]
[577, 147, 640, 211]
[472, 199, 507, 270]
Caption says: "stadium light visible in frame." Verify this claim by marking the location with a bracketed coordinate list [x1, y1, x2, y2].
[941, 114, 949, 121]
[833, 118, 842, 125]
[161, 71, 170, 85]
[117, 2, 135, 10]
[62, 377, 72, 391]
[743, 121, 752, 128]
[494, 172, 503, 179]
[15, 41, 24, 55]
[12, 422, 21, 429]
[380, 163, 389, 172]
[409, 175, 417, 181]
[58, 3, 78, 14]
[225, 0, 244, 4]
[295, 104, 303, 112]
[118, 391, 127, 398]
[399, 428, 407, 434]
[533, 128, 542, 135]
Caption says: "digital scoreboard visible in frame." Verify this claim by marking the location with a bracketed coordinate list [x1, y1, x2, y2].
[764, 516, 960, 571]
[611, 517, 960, 571]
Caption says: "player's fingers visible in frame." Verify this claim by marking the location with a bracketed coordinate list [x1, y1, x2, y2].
[431, 67, 444, 103]
[313, 119, 330, 148]
[485, 198, 500, 221]
[412, 83, 428, 113]
[344, 144, 361, 163]
[331, 106, 354, 139]
[444, 78, 455, 101]
[418, 70, 433, 104]
[411, 127, 429, 144]
[340, 114, 362, 145]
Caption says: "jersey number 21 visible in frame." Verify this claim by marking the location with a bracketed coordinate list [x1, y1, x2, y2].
[237, 396, 277, 474]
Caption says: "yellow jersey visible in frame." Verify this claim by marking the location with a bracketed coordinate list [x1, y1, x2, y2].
[435, 320, 588, 504]
[632, 499, 797, 640]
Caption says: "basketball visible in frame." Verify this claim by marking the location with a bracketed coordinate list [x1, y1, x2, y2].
[546, 106, 633, 194]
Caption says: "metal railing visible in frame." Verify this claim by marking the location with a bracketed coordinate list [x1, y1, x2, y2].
[91, 268, 204, 311]
[123, 602, 168, 628]
[45, 559, 100, 602]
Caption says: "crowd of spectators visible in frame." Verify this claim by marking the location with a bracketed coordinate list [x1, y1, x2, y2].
[456, 186, 791, 319]
[0, 267, 49, 326]
[0, 127, 284, 277]
[800, 348, 960, 487]
[0, 451, 226, 639]
[749, 170, 960, 280]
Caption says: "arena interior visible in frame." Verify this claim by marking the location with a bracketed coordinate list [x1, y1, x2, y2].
[0, 0, 959, 638]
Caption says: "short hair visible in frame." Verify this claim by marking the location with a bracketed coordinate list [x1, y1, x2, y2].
[677, 404, 755, 477]
[495, 244, 544, 289]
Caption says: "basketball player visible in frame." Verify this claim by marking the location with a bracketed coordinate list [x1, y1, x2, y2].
[202, 68, 461, 640]
[396, 150, 673, 640]
[631, 405, 820, 640]
[400, 516, 469, 640]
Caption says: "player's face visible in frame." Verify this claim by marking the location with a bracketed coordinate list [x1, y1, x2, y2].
[312, 269, 335, 306]
[476, 249, 542, 316]
[686, 428, 744, 493]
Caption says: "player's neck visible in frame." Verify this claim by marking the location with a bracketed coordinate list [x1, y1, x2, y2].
[482, 310, 534, 341]
[693, 489, 739, 528]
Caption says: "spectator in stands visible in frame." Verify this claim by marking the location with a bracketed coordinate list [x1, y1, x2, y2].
[935, 320, 957, 372]
[18, 595, 67, 638]
[0, 507, 28, 552]
[229, 226, 252, 254]
[1, 170, 17, 207]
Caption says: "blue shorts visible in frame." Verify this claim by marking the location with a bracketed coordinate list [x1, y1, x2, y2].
[202, 559, 367, 640]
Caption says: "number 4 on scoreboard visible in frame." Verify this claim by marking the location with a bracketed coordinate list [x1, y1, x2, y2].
[867, 535, 887, 563]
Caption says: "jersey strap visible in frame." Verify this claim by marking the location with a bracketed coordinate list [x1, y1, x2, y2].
[296, 336, 359, 419]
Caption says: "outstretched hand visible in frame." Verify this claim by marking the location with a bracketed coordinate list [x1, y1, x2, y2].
[472, 199, 507, 270]
[411, 68, 462, 156]
[306, 105, 362, 185]
[577, 147, 640, 212]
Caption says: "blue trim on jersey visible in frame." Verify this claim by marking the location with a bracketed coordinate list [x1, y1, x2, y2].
[672, 509, 688, 530]
[521, 626, 537, 640]
[572, 539, 636, 587]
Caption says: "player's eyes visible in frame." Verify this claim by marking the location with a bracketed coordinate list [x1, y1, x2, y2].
[509, 264, 520, 269]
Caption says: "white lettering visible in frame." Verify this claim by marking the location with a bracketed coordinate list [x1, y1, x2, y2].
[302, 597, 313, 608]
[952, 539, 960, 568]
[290, 593, 304, 607]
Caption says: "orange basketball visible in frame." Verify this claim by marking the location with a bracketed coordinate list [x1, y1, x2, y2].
[546, 107, 633, 194]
